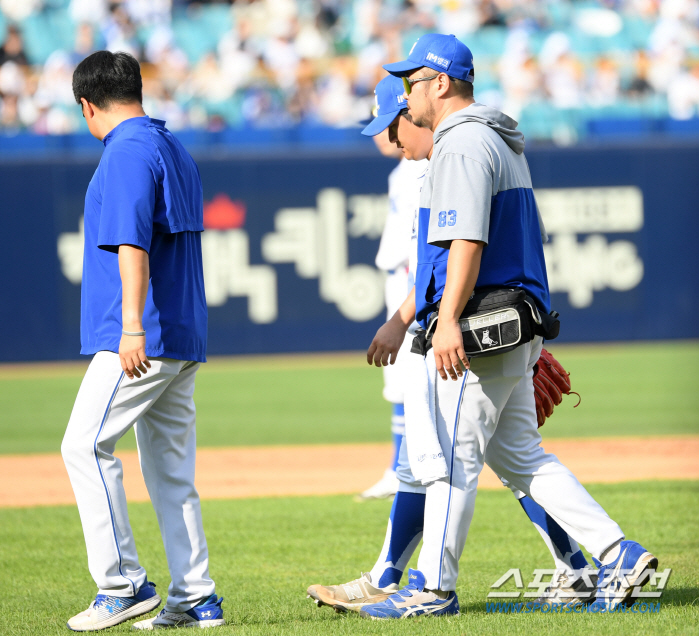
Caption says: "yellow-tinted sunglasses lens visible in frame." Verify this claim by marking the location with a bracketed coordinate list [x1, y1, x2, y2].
[402, 76, 411, 95]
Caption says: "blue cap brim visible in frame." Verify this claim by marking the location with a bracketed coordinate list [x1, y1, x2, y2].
[383, 60, 422, 77]
[361, 111, 400, 136]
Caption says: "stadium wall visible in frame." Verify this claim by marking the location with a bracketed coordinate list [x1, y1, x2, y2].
[1, 141, 697, 362]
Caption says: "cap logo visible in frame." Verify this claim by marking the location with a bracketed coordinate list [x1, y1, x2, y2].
[374, 91, 379, 111]
[409, 40, 418, 55]
[426, 51, 450, 69]
[396, 94, 406, 104]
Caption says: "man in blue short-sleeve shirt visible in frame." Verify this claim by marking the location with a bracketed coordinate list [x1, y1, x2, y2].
[62, 51, 224, 631]
[81, 114, 207, 362]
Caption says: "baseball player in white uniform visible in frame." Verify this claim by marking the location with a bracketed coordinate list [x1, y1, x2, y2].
[359, 34, 657, 619]
[307, 75, 603, 612]
[358, 115, 428, 501]
[62, 51, 224, 631]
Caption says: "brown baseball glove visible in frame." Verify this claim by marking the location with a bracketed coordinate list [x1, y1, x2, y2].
[533, 348, 581, 428]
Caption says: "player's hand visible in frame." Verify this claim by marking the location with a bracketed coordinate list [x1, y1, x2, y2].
[119, 334, 151, 379]
[431, 319, 469, 381]
[367, 314, 409, 367]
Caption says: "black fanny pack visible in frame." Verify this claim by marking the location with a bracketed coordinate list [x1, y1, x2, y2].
[411, 287, 560, 358]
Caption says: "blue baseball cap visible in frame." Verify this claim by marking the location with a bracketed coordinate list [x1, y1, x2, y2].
[383, 33, 474, 82]
[361, 75, 408, 137]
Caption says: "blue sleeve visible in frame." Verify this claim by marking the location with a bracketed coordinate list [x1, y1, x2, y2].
[97, 146, 157, 253]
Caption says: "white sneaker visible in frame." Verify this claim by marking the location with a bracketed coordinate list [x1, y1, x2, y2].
[535, 569, 598, 606]
[356, 469, 399, 501]
[67, 582, 161, 631]
[359, 569, 460, 620]
[132, 595, 224, 630]
[307, 572, 399, 613]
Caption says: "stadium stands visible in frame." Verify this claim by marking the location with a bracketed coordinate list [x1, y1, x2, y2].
[0, 0, 698, 145]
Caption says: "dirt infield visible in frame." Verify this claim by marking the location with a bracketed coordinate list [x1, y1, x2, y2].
[1, 436, 697, 508]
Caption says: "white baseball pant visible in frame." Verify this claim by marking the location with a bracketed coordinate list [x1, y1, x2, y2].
[61, 351, 215, 612]
[416, 337, 624, 591]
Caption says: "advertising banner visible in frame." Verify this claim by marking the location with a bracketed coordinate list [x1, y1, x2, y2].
[1, 142, 697, 362]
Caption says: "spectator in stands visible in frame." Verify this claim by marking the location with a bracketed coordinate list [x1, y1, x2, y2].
[70, 0, 108, 26]
[122, 0, 172, 27]
[1, 0, 698, 137]
[587, 57, 621, 107]
[479, 0, 507, 28]
[0, 25, 28, 67]
[71, 23, 98, 66]
[399, 0, 437, 32]
[36, 51, 79, 110]
[627, 50, 654, 99]
[33, 51, 81, 134]
[498, 54, 541, 119]
[0, 93, 19, 129]
[101, 3, 141, 58]
[668, 62, 699, 120]
[0, 58, 23, 95]
[295, 14, 331, 60]
[287, 57, 320, 123]
[142, 70, 188, 129]
[218, 17, 258, 92]
[264, 27, 300, 92]
[316, 56, 359, 126]
[16, 71, 39, 128]
[145, 26, 189, 103]
[540, 32, 583, 109]
[187, 52, 234, 104]
[0, 0, 40, 22]
[499, 31, 543, 118]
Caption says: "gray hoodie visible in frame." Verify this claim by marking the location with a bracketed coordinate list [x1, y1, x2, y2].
[433, 102, 525, 155]
[420, 102, 546, 248]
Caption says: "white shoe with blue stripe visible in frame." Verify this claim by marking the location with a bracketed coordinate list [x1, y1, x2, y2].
[132, 595, 225, 630]
[359, 569, 460, 620]
[590, 540, 658, 609]
[67, 581, 161, 631]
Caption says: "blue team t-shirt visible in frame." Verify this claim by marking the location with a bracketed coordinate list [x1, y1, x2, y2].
[80, 116, 207, 362]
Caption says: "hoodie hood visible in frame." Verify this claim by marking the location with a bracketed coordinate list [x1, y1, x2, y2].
[433, 103, 525, 154]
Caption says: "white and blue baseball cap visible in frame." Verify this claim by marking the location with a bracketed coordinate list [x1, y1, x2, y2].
[361, 75, 408, 137]
[383, 33, 474, 82]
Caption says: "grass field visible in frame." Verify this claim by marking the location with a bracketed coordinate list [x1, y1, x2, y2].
[0, 341, 698, 454]
[1, 343, 698, 634]
[0, 480, 697, 635]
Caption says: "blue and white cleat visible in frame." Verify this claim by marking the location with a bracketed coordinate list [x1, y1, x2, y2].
[67, 581, 161, 631]
[359, 569, 459, 620]
[132, 595, 225, 630]
[591, 540, 658, 609]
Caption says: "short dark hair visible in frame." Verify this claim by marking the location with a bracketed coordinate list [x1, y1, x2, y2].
[72, 51, 142, 109]
[449, 75, 474, 99]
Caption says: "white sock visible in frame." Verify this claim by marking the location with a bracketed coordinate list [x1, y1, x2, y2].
[600, 540, 622, 565]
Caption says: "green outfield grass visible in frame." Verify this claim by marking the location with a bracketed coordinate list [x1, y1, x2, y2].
[0, 341, 697, 455]
[0, 480, 697, 635]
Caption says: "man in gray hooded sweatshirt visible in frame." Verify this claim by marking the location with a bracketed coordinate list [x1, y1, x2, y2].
[363, 34, 657, 619]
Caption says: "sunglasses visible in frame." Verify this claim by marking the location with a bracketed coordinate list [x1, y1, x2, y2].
[402, 73, 440, 95]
